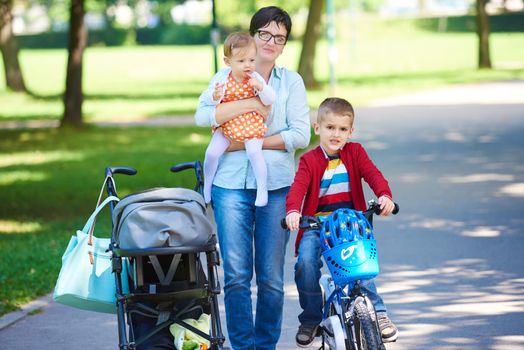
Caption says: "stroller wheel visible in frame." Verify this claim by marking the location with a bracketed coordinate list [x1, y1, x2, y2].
[323, 315, 345, 349]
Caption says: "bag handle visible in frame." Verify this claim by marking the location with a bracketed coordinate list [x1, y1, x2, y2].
[81, 195, 120, 237]
[88, 176, 117, 243]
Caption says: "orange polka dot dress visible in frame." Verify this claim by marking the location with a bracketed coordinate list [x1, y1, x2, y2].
[218, 73, 268, 142]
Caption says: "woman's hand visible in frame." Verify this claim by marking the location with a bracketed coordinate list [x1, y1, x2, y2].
[378, 196, 395, 216]
[226, 140, 245, 152]
[213, 83, 224, 102]
[251, 97, 271, 122]
[286, 212, 301, 231]
[215, 97, 270, 125]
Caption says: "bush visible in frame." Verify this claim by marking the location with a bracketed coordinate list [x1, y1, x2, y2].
[16, 28, 128, 49]
[136, 24, 211, 45]
[415, 11, 524, 33]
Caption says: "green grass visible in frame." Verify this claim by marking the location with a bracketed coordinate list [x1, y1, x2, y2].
[0, 126, 211, 315]
[1, 17, 523, 122]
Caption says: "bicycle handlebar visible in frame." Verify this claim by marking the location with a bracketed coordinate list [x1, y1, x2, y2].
[281, 200, 399, 230]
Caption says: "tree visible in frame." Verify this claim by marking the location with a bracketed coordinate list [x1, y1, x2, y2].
[61, 0, 87, 127]
[298, 0, 323, 89]
[0, 0, 27, 92]
[476, 0, 492, 69]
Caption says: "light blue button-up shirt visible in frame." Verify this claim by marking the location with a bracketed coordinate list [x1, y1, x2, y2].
[195, 66, 311, 190]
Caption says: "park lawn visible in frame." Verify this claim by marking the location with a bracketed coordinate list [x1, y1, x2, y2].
[1, 30, 523, 122]
[0, 125, 212, 315]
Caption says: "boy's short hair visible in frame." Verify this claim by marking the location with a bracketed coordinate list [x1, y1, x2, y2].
[317, 97, 355, 124]
[223, 32, 256, 58]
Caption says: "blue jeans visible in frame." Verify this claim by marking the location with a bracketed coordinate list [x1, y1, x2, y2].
[295, 229, 387, 326]
[212, 185, 290, 350]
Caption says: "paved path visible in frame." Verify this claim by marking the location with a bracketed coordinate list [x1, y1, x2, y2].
[1, 81, 523, 349]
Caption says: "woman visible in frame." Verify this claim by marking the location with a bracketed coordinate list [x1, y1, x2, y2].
[195, 6, 310, 349]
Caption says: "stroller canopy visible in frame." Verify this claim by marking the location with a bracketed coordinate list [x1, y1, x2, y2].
[112, 187, 214, 250]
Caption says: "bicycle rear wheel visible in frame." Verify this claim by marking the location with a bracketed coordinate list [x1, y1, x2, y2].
[353, 301, 381, 350]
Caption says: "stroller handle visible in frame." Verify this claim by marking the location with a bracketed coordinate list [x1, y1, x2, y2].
[170, 161, 204, 195]
[105, 166, 137, 177]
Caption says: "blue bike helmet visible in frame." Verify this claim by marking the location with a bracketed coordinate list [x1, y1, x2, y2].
[320, 208, 374, 252]
[320, 208, 379, 285]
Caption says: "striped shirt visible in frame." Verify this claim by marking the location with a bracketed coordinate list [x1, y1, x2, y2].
[316, 154, 353, 216]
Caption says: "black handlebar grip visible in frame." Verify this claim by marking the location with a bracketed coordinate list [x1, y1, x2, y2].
[373, 202, 400, 215]
[392, 203, 400, 215]
[170, 161, 198, 173]
[280, 218, 288, 230]
[106, 166, 137, 177]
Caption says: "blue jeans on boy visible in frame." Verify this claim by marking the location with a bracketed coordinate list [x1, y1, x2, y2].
[212, 185, 290, 350]
[295, 229, 387, 327]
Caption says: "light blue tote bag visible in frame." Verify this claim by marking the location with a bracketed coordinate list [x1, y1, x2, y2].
[53, 195, 129, 314]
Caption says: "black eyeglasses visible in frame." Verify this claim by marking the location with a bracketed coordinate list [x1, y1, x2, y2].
[256, 30, 287, 45]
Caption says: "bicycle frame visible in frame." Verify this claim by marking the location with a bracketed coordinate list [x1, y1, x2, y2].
[321, 277, 383, 350]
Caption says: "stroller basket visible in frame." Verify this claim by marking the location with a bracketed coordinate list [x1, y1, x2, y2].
[322, 239, 379, 286]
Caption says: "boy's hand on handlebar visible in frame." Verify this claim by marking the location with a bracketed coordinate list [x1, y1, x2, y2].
[286, 212, 301, 231]
[378, 196, 395, 216]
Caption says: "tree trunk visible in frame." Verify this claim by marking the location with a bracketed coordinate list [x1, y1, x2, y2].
[0, 0, 26, 92]
[298, 0, 324, 89]
[61, 0, 86, 128]
[476, 0, 492, 69]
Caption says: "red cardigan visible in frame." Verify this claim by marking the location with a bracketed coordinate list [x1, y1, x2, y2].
[286, 143, 392, 254]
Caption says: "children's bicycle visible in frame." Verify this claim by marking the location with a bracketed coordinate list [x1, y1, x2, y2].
[283, 200, 399, 350]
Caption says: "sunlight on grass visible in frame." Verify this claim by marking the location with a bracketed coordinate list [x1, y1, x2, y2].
[0, 220, 43, 234]
[0, 170, 48, 185]
[1, 28, 522, 122]
[189, 132, 208, 144]
[0, 150, 84, 168]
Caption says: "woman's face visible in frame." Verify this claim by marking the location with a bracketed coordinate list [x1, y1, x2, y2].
[254, 21, 288, 64]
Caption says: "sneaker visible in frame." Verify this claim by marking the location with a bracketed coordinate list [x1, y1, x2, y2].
[377, 312, 398, 343]
[296, 324, 319, 347]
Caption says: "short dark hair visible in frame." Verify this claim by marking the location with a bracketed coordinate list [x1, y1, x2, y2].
[249, 6, 292, 40]
[317, 97, 355, 125]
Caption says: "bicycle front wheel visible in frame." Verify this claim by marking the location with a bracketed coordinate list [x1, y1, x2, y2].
[353, 301, 381, 350]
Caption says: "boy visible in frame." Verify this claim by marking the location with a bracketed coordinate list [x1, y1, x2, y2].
[285, 97, 398, 347]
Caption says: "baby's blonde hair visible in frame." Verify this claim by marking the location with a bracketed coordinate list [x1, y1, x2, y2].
[223, 32, 256, 58]
[317, 97, 355, 125]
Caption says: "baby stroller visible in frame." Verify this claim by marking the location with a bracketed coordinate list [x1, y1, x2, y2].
[103, 161, 225, 350]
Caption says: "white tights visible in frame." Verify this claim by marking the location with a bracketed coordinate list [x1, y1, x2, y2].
[203, 130, 268, 206]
